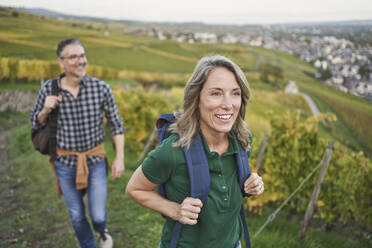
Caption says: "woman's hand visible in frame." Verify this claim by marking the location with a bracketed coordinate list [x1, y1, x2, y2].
[244, 172, 264, 195]
[176, 197, 203, 225]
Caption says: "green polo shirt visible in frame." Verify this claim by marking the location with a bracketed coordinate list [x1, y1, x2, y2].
[142, 132, 252, 248]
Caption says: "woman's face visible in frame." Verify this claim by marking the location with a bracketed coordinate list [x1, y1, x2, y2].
[198, 67, 242, 138]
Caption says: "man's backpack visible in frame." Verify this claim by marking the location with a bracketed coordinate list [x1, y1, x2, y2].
[31, 79, 59, 158]
[156, 113, 251, 248]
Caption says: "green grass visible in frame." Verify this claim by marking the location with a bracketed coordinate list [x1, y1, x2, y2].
[0, 111, 29, 129]
[297, 81, 372, 155]
[307, 91, 367, 152]
[86, 45, 195, 72]
[0, 82, 42, 91]
[1, 116, 369, 247]
[147, 41, 201, 59]
[247, 205, 360, 248]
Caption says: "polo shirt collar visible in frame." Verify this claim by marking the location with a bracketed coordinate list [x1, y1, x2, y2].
[199, 131, 239, 158]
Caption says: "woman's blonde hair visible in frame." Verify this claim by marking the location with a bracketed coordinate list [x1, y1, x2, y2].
[169, 55, 251, 150]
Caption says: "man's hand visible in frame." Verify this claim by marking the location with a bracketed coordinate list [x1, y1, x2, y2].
[38, 95, 62, 125]
[111, 134, 125, 180]
[44, 95, 62, 113]
[111, 157, 124, 180]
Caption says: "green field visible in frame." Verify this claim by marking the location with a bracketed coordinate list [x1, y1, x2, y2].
[1, 6, 372, 247]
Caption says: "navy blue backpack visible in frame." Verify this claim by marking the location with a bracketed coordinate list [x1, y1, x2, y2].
[156, 113, 251, 248]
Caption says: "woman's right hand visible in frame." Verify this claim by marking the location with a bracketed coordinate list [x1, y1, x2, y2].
[177, 197, 203, 225]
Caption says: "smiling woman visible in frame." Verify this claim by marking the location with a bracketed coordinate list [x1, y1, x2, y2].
[125, 55, 264, 248]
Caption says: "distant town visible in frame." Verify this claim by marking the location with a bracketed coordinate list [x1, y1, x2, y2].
[127, 24, 372, 100]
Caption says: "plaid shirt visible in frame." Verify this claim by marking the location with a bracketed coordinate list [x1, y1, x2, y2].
[30, 74, 125, 167]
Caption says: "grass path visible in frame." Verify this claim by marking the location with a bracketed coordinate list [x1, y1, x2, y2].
[0, 117, 19, 245]
[0, 116, 77, 247]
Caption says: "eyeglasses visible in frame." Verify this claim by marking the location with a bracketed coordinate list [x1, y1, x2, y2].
[60, 53, 86, 62]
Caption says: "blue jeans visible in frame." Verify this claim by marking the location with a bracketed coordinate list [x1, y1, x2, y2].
[55, 159, 107, 248]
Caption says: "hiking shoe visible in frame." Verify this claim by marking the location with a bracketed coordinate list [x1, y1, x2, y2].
[98, 229, 113, 248]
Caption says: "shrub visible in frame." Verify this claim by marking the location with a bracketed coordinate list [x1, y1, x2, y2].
[114, 87, 178, 156]
[254, 111, 372, 228]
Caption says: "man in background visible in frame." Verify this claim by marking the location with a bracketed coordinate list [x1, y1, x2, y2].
[30, 38, 125, 248]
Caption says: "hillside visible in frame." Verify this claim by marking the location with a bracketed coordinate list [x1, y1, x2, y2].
[1, 7, 372, 248]
[0, 6, 371, 156]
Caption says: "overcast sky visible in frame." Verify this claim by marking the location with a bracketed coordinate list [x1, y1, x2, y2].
[1, 0, 372, 24]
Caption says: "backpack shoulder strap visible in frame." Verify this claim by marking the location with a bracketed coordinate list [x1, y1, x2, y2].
[240, 204, 251, 248]
[156, 113, 176, 144]
[235, 139, 252, 248]
[156, 112, 211, 204]
[156, 113, 210, 248]
[236, 141, 251, 197]
[51, 78, 59, 96]
[169, 132, 210, 248]
[49, 78, 60, 159]
[156, 113, 176, 200]
[184, 132, 210, 203]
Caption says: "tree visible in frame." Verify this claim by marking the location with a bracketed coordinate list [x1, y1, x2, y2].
[359, 64, 371, 80]
[258, 62, 283, 83]
[320, 68, 332, 80]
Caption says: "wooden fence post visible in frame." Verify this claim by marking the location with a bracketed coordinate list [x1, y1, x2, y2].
[138, 126, 157, 162]
[255, 134, 270, 171]
[298, 141, 334, 239]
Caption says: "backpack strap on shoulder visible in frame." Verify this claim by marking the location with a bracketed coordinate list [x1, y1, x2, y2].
[169, 132, 210, 248]
[156, 113, 176, 200]
[156, 113, 175, 144]
[235, 139, 252, 248]
[49, 78, 60, 159]
[184, 132, 210, 203]
[236, 141, 251, 197]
